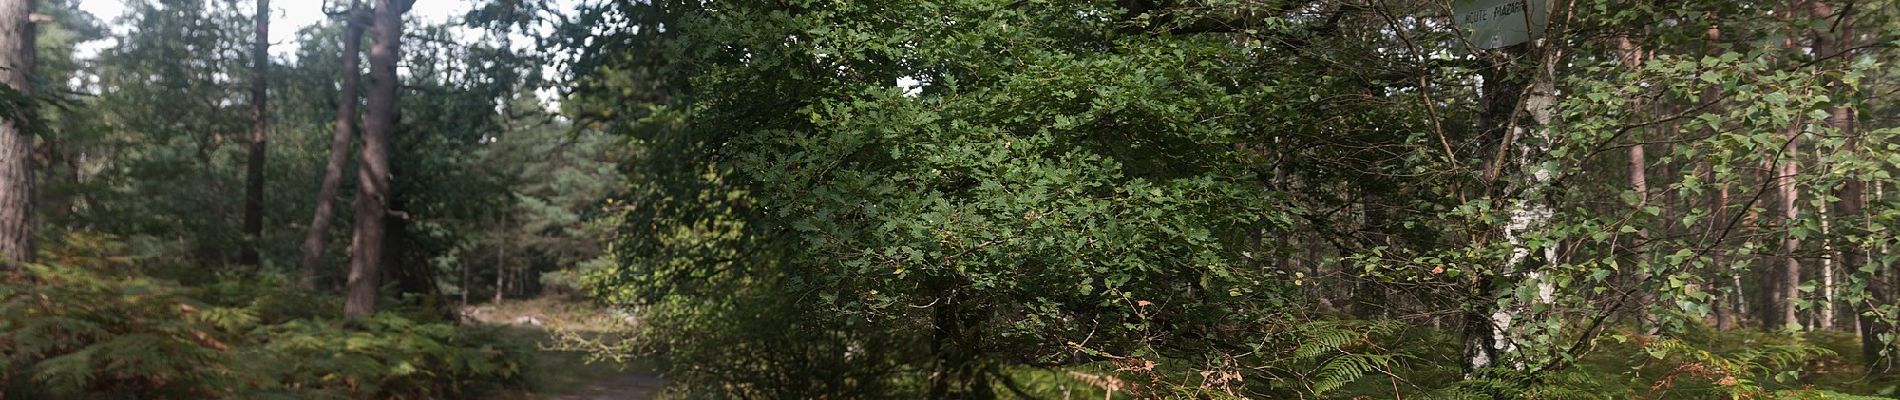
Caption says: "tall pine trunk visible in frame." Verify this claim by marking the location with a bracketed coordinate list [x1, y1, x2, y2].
[300, 5, 367, 289]
[1768, 123, 1802, 330]
[240, 0, 270, 266]
[0, 0, 34, 270]
[1616, 34, 1656, 329]
[1761, 0, 1804, 330]
[345, 0, 408, 317]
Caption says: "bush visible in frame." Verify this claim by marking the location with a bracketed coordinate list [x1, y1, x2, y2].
[632, 283, 925, 399]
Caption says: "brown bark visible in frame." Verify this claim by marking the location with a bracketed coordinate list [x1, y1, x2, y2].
[1768, 123, 1802, 331]
[301, 5, 368, 289]
[240, 0, 270, 266]
[345, 0, 410, 317]
[0, 0, 35, 270]
[1762, 0, 1805, 330]
[1616, 35, 1656, 329]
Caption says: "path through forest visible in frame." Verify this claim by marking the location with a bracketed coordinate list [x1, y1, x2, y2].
[469, 299, 667, 400]
[545, 371, 667, 400]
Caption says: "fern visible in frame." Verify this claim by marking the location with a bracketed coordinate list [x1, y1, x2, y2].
[1311, 353, 1395, 394]
[1631, 334, 1836, 398]
[2, 241, 528, 399]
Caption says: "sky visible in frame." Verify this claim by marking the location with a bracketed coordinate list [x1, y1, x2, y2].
[74, 0, 502, 59]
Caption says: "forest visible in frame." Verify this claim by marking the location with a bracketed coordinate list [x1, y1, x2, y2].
[3, 0, 1900, 398]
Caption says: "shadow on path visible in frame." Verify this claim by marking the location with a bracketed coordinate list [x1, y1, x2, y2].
[547, 371, 667, 400]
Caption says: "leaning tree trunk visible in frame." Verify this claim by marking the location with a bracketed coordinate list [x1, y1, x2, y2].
[0, 0, 35, 270]
[240, 0, 270, 266]
[300, 5, 367, 289]
[345, 0, 409, 317]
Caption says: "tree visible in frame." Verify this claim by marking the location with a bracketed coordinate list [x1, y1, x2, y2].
[1463, 41, 1566, 373]
[0, 0, 35, 269]
[345, 0, 412, 316]
[301, 2, 367, 289]
[1762, 1, 1812, 332]
[1809, 0, 1886, 367]
[1616, 33, 1656, 330]
[239, 0, 268, 265]
[557, 0, 1900, 396]
[89, 0, 255, 264]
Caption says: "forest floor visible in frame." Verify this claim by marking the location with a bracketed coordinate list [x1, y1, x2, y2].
[467, 298, 668, 400]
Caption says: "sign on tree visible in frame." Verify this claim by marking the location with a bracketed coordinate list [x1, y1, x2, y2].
[1453, 0, 1549, 49]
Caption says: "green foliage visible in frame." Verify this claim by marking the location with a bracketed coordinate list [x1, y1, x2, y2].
[0, 263, 232, 399]
[1633, 334, 1833, 397]
[638, 289, 923, 398]
[238, 315, 527, 399]
[19, 0, 1900, 396]
[570, 0, 1330, 395]
[0, 237, 527, 399]
[1416, 327, 1873, 400]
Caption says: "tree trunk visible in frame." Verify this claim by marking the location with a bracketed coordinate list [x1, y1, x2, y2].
[240, 0, 270, 266]
[1700, 19, 1736, 331]
[1815, 139, 1836, 331]
[1808, 0, 1844, 333]
[1867, 179, 1891, 371]
[1616, 35, 1656, 329]
[0, 0, 35, 270]
[1464, 39, 1563, 373]
[1804, 0, 1885, 367]
[1765, 122, 1802, 331]
[493, 242, 505, 304]
[460, 255, 470, 307]
[345, 0, 408, 317]
[300, 5, 367, 289]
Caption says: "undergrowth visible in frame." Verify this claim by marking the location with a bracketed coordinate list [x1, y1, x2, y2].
[0, 235, 527, 399]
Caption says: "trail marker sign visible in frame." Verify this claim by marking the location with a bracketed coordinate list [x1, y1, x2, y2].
[1452, 0, 1549, 49]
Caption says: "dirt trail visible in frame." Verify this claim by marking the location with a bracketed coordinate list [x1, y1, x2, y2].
[462, 300, 667, 400]
[548, 371, 667, 400]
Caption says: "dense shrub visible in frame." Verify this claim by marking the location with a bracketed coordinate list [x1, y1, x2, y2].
[633, 283, 926, 399]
